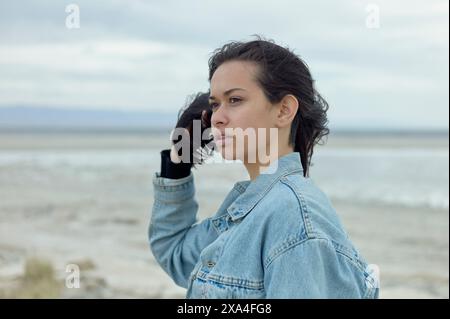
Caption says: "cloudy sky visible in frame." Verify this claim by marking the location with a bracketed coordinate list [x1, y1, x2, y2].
[0, 0, 448, 130]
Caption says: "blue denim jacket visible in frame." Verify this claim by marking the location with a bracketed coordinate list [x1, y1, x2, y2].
[149, 152, 379, 298]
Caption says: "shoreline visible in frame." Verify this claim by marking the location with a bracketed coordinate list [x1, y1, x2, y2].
[0, 131, 447, 150]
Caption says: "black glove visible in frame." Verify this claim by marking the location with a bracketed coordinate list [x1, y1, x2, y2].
[159, 92, 214, 179]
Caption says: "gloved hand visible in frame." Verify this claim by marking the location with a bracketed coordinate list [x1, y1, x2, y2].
[159, 92, 214, 179]
[170, 92, 214, 166]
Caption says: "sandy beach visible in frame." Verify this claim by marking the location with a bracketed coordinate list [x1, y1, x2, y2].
[0, 132, 448, 298]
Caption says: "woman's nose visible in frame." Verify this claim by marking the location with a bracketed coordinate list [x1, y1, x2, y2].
[211, 106, 228, 127]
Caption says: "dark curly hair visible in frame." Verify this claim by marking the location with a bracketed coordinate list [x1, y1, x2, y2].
[208, 36, 329, 176]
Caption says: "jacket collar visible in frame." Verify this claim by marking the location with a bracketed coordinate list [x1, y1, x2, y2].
[226, 152, 303, 221]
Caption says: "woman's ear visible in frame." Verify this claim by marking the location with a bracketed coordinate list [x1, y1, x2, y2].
[276, 94, 299, 128]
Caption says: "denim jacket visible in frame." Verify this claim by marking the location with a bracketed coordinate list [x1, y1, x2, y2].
[149, 152, 379, 298]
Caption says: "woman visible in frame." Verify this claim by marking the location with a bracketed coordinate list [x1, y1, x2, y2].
[149, 38, 379, 298]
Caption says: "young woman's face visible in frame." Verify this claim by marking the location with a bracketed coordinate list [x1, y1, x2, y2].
[209, 60, 278, 162]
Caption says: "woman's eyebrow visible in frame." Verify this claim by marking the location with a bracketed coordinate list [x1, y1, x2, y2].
[210, 88, 246, 100]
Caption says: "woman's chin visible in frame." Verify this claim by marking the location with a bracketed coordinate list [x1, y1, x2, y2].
[217, 145, 238, 161]
[218, 151, 235, 161]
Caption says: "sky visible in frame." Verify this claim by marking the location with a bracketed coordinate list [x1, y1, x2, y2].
[0, 0, 448, 130]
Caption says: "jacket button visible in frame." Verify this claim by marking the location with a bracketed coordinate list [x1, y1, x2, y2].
[206, 261, 215, 268]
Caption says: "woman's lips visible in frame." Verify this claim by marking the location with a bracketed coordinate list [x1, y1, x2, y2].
[211, 128, 234, 146]
[214, 135, 233, 146]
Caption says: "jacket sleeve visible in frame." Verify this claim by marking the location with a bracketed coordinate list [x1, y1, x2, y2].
[149, 171, 219, 288]
[264, 238, 372, 298]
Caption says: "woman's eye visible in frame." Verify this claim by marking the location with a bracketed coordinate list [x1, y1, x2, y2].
[210, 103, 219, 111]
[229, 97, 242, 104]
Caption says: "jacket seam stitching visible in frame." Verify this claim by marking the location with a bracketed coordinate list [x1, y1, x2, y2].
[199, 273, 265, 291]
[264, 237, 326, 268]
[280, 177, 315, 236]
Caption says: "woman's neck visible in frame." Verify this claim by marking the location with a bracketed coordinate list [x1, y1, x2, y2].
[243, 146, 294, 181]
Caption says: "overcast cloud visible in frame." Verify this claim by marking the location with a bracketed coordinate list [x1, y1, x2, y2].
[0, 0, 448, 130]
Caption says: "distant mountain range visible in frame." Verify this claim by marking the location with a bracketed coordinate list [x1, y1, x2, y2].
[0, 106, 447, 135]
[0, 106, 177, 132]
